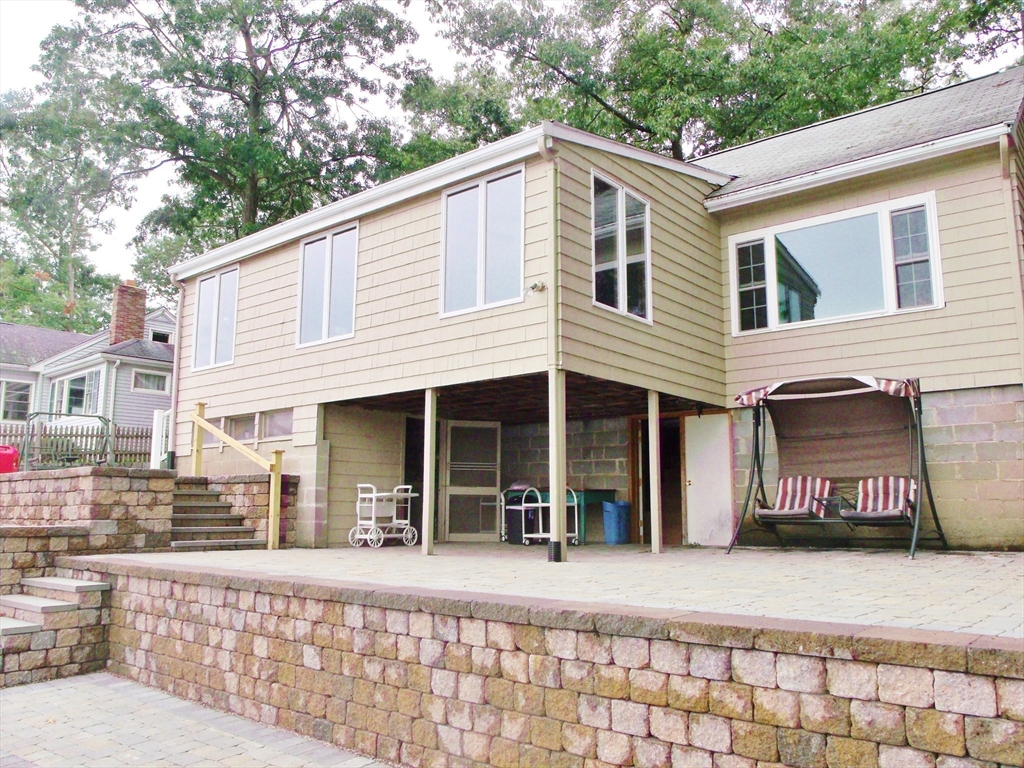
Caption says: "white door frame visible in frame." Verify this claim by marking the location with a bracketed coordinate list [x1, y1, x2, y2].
[684, 412, 734, 546]
[442, 420, 502, 542]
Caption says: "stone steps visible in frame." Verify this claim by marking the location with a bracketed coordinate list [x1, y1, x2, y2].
[20, 577, 110, 608]
[0, 617, 42, 636]
[170, 479, 264, 551]
[171, 526, 256, 541]
[170, 538, 267, 550]
[172, 513, 246, 525]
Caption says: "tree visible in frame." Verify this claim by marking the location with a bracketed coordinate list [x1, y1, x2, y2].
[426, 0, 1019, 159]
[0, 87, 133, 332]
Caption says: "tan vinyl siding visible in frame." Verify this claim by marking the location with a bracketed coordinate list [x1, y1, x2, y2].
[719, 146, 1024, 395]
[324, 404, 405, 546]
[175, 158, 552, 452]
[556, 142, 726, 405]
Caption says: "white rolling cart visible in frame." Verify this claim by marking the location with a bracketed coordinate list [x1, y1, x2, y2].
[500, 486, 580, 546]
[349, 484, 419, 548]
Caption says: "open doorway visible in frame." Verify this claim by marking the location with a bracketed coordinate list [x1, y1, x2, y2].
[638, 418, 684, 546]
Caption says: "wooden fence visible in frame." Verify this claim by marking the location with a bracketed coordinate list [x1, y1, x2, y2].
[0, 423, 153, 468]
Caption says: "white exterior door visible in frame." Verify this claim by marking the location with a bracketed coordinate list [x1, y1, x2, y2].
[444, 421, 501, 542]
[684, 413, 734, 546]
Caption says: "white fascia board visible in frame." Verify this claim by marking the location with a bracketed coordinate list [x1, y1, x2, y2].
[542, 121, 733, 185]
[170, 126, 547, 281]
[33, 352, 105, 378]
[99, 352, 173, 368]
[704, 123, 1012, 213]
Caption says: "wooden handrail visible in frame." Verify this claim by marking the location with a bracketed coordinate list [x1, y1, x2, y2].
[189, 402, 284, 550]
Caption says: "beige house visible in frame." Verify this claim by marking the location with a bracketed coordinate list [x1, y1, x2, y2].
[168, 67, 1024, 553]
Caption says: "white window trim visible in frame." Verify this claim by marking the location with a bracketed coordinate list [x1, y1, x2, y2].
[0, 380, 33, 422]
[727, 191, 945, 337]
[130, 368, 171, 394]
[150, 329, 173, 344]
[48, 367, 104, 416]
[191, 266, 240, 371]
[439, 164, 526, 319]
[589, 170, 654, 326]
[260, 408, 294, 442]
[295, 223, 359, 349]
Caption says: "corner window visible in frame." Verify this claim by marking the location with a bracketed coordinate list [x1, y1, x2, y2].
[1, 381, 31, 421]
[729, 193, 943, 335]
[442, 168, 523, 315]
[48, 369, 101, 416]
[592, 172, 651, 321]
[298, 226, 358, 345]
[131, 370, 169, 393]
[193, 268, 238, 369]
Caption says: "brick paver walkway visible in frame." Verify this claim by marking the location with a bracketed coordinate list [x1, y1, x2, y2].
[85, 544, 1024, 638]
[0, 673, 391, 768]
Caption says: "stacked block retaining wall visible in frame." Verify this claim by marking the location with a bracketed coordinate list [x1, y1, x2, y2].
[64, 557, 1024, 768]
[176, 474, 299, 546]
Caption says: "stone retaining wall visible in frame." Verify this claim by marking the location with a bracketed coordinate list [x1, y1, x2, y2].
[63, 557, 1024, 768]
[0, 525, 91, 595]
[0, 467, 175, 551]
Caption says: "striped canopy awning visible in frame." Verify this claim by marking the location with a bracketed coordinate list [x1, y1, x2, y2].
[735, 376, 920, 407]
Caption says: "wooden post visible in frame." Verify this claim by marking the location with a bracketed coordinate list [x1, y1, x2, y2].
[548, 368, 567, 561]
[191, 402, 206, 476]
[422, 388, 437, 555]
[268, 449, 284, 550]
[648, 391, 663, 554]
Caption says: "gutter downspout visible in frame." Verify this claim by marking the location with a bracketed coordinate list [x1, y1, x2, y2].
[168, 281, 186, 464]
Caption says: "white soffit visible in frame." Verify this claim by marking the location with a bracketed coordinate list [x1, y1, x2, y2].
[703, 123, 1012, 212]
[169, 122, 733, 281]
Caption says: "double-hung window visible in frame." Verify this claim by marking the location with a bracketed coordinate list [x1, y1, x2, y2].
[729, 192, 943, 334]
[592, 172, 651, 321]
[48, 369, 101, 416]
[193, 268, 238, 369]
[1, 381, 31, 421]
[441, 167, 524, 315]
[298, 226, 358, 345]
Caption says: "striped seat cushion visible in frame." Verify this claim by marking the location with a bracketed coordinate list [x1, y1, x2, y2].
[759, 476, 832, 518]
[840, 476, 913, 520]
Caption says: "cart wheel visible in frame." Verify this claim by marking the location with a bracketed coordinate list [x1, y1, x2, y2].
[571, 538, 579, 546]
[500, 534, 507, 542]
[348, 527, 364, 547]
[402, 526, 418, 546]
[367, 527, 385, 548]
[523, 538, 531, 545]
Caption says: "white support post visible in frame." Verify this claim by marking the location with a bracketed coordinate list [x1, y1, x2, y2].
[648, 390, 663, 554]
[422, 388, 437, 556]
[548, 368, 567, 561]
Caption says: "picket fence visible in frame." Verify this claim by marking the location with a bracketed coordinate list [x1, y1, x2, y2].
[0, 423, 153, 468]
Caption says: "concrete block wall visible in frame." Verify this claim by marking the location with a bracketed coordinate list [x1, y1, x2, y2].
[65, 557, 1024, 768]
[730, 384, 1024, 550]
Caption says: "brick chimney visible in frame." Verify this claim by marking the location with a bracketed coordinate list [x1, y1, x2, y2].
[109, 281, 147, 345]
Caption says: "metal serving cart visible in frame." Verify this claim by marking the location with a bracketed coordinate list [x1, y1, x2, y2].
[500, 487, 581, 546]
[349, 484, 419, 548]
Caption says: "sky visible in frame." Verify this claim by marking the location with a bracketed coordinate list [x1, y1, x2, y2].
[0, 1, 1018, 281]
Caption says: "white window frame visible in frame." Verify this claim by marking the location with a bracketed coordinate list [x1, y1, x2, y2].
[295, 223, 359, 348]
[727, 191, 944, 337]
[590, 170, 653, 325]
[0, 380, 32, 422]
[191, 266, 240, 371]
[150, 329, 173, 344]
[130, 368, 170, 394]
[260, 408, 293, 441]
[439, 165, 526, 319]
[48, 367, 103, 416]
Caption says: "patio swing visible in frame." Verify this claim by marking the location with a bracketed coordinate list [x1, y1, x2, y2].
[726, 376, 949, 558]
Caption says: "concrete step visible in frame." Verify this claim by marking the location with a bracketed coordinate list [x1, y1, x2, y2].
[20, 577, 110, 607]
[0, 594, 94, 630]
[0, 617, 42, 636]
[170, 539, 267, 551]
[173, 501, 234, 513]
[0, 594, 78, 614]
[173, 489, 221, 501]
[172, 513, 245, 526]
[171, 527, 256, 542]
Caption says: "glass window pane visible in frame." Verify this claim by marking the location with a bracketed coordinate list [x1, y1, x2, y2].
[444, 187, 480, 313]
[84, 370, 100, 414]
[595, 268, 618, 310]
[774, 213, 884, 324]
[300, 237, 327, 344]
[328, 229, 358, 338]
[484, 173, 523, 305]
[593, 177, 618, 266]
[214, 270, 238, 364]
[2, 382, 31, 421]
[624, 193, 648, 318]
[262, 409, 293, 438]
[626, 260, 647, 319]
[133, 372, 167, 392]
[194, 275, 217, 368]
[737, 241, 765, 287]
[67, 376, 86, 415]
[227, 415, 255, 441]
[739, 286, 767, 331]
[892, 207, 930, 264]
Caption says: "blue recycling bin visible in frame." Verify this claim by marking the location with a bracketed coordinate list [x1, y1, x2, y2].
[602, 501, 630, 545]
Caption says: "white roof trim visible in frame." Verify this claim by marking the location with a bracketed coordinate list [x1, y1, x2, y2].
[703, 123, 1012, 212]
[170, 122, 732, 281]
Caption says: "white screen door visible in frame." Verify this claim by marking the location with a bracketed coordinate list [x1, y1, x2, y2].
[684, 413, 734, 546]
[445, 421, 501, 541]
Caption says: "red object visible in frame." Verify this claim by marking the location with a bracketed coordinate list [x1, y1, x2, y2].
[0, 445, 19, 473]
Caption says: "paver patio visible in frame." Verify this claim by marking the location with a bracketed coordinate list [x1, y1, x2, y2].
[0, 672, 392, 768]
[75, 544, 1024, 638]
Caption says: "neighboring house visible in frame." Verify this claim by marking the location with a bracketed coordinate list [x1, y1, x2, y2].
[168, 66, 1024, 551]
[0, 282, 176, 430]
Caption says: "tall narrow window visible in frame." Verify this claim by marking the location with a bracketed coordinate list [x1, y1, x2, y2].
[592, 173, 650, 320]
[193, 268, 238, 368]
[891, 206, 933, 308]
[299, 227, 358, 345]
[442, 169, 523, 315]
[736, 240, 768, 331]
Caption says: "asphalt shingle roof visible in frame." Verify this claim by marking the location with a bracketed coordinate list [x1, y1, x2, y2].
[0, 322, 94, 367]
[102, 339, 174, 363]
[693, 66, 1024, 197]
